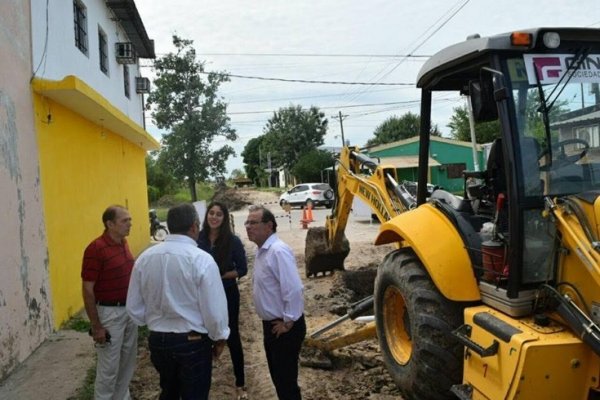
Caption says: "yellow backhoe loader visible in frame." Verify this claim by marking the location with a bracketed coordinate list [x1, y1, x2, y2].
[307, 27, 600, 399]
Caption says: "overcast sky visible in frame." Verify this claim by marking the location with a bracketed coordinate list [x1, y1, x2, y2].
[135, 0, 600, 175]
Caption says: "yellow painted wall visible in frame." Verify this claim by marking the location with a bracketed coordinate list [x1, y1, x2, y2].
[33, 95, 152, 328]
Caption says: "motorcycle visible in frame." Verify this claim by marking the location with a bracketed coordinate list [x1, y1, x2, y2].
[149, 209, 169, 241]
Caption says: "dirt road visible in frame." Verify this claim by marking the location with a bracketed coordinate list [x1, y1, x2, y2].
[131, 189, 403, 399]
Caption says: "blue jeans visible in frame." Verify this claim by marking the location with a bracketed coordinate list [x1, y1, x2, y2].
[225, 284, 245, 388]
[148, 331, 213, 400]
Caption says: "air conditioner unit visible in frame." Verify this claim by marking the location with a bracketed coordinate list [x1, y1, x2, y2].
[136, 77, 151, 94]
[115, 42, 136, 64]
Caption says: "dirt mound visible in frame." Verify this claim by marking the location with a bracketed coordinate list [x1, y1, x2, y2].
[210, 186, 252, 211]
[304, 227, 350, 277]
[211, 186, 282, 212]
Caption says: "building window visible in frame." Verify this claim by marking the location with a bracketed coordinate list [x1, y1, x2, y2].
[576, 125, 600, 147]
[73, 0, 88, 55]
[98, 27, 108, 75]
[123, 65, 130, 98]
[445, 163, 467, 179]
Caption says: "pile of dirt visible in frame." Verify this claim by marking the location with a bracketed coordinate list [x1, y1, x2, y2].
[304, 227, 350, 278]
[210, 186, 252, 211]
[211, 186, 282, 212]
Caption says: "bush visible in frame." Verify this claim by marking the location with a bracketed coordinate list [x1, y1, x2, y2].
[147, 185, 160, 203]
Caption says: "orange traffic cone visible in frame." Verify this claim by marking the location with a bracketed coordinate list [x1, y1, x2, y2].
[300, 208, 309, 229]
[306, 204, 314, 222]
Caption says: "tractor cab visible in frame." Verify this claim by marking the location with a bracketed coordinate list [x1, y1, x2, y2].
[416, 28, 600, 314]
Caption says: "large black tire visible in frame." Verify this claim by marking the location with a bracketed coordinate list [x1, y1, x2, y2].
[374, 249, 464, 400]
[152, 226, 168, 241]
[324, 189, 334, 200]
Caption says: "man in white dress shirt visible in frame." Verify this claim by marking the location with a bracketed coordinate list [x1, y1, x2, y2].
[245, 205, 306, 400]
[127, 203, 229, 400]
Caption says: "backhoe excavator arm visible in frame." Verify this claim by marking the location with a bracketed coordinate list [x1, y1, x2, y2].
[305, 145, 414, 277]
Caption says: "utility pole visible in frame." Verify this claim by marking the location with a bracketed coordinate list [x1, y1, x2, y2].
[465, 96, 480, 172]
[332, 111, 348, 146]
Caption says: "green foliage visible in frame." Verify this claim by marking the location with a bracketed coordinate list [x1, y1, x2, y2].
[147, 35, 237, 201]
[521, 91, 569, 144]
[366, 112, 440, 147]
[137, 326, 150, 345]
[241, 105, 328, 186]
[70, 365, 96, 400]
[230, 168, 245, 179]
[241, 136, 266, 185]
[262, 105, 327, 168]
[62, 315, 90, 332]
[291, 149, 334, 182]
[447, 105, 500, 143]
[151, 182, 215, 209]
[153, 183, 214, 220]
[146, 153, 177, 202]
[147, 185, 160, 203]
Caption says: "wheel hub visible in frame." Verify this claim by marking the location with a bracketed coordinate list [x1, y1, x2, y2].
[383, 286, 412, 365]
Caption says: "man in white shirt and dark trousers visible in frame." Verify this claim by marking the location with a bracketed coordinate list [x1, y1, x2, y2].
[246, 205, 306, 400]
[126, 203, 229, 400]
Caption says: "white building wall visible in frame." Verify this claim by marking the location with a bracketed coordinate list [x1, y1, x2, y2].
[0, 0, 52, 380]
[30, 0, 146, 126]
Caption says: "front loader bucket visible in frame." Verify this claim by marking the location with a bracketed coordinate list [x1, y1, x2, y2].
[305, 227, 350, 277]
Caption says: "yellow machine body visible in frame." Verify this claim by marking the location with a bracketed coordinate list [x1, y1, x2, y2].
[375, 203, 480, 301]
[461, 306, 599, 399]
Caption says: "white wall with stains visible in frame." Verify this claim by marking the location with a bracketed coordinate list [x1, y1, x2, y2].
[0, 0, 53, 380]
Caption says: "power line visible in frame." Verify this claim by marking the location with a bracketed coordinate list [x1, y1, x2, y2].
[228, 86, 401, 105]
[340, 0, 470, 105]
[228, 100, 423, 115]
[151, 52, 431, 58]
[200, 71, 414, 86]
[198, 52, 431, 58]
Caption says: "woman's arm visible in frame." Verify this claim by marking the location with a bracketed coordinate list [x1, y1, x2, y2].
[230, 235, 248, 279]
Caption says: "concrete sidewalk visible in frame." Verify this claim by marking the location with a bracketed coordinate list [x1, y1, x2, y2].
[0, 329, 94, 400]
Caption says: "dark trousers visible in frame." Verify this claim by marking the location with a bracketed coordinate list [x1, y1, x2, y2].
[262, 314, 306, 400]
[225, 284, 245, 387]
[148, 331, 213, 400]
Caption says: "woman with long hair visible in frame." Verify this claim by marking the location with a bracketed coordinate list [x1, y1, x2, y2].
[198, 201, 248, 400]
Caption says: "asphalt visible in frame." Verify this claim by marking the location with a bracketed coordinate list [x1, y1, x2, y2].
[0, 329, 94, 400]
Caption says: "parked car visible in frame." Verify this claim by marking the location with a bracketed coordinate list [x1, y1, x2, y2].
[279, 183, 334, 209]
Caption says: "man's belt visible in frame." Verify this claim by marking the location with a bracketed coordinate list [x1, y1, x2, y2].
[149, 330, 208, 341]
[96, 300, 126, 307]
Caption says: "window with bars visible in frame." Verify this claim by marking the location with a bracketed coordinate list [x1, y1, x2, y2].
[98, 27, 108, 75]
[123, 65, 130, 98]
[73, 0, 88, 55]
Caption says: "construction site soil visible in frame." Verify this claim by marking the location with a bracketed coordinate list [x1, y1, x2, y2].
[138, 188, 402, 399]
[0, 187, 403, 400]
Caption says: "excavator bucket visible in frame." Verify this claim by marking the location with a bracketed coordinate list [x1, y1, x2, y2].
[305, 227, 350, 277]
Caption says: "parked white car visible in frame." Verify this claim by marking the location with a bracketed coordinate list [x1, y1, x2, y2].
[279, 183, 334, 209]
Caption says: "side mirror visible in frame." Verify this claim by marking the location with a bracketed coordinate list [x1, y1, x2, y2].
[469, 71, 498, 122]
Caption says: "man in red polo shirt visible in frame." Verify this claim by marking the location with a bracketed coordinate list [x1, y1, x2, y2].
[82, 205, 137, 400]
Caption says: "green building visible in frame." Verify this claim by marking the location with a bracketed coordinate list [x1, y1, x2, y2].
[368, 136, 485, 193]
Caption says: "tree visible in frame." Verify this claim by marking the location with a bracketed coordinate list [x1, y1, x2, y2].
[230, 169, 245, 179]
[146, 153, 176, 202]
[147, 35, 237, 201]
[291, 149, 335, 182]
[241, 136, 266, 185]
[447, 105, 500, 143]
[366, 112, 440, 147]
[261, 105, 328, 169]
